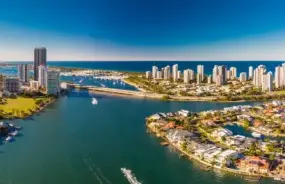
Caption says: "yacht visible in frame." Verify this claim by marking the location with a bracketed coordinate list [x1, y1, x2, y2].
[92, 98, 98, 105]
[252, 132, 262, 138]
[11, 130, 19, 136]
[121, 168, 142, 184]
[5, 136, 12, 142]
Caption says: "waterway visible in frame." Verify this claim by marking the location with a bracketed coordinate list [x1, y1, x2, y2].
[0, 89, 274, 184]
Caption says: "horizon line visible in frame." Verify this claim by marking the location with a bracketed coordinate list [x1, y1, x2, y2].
[0, 60, 284, 62]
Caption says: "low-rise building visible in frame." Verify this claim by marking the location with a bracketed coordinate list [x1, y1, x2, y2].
[211, 128, 233, 140]
[47, 70, 60, 95]
[30, 80, 40, 91]
[237, 156, 270, 174]
[4, 77, 20, 93]
[216, 149, 239, 167]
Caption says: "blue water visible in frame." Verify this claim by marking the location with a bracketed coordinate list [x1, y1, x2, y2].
[47, 61, 283, 74]
[7, 61, 284, 74]
[61, 75, 138, 91]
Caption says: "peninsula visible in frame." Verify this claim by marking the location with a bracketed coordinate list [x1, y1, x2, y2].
[146, 100, 285, 182]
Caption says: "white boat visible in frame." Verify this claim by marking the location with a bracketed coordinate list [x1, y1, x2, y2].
[92, 98, 98, 105]
[9, 123, 14, 127]
[79, 79, 83, 83]
[274, 177, 285, 181]
[11, 130, 19, 136]
[5, 136, 12, 142]
[113, 81, 116, 85]
[121, 168, 142, 184]
[252, 132, 262, 138]
[100, 84, 106, 88]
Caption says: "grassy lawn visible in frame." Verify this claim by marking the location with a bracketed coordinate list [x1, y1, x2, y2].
[0, 97, 37, 113]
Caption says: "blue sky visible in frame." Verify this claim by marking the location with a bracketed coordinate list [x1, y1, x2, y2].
[0, 0, 285, 61]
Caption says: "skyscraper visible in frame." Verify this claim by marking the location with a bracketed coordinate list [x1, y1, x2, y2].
[34, 47, 47, 81]
[267, 72, 273, 92]
[218, 65, 227, 85]
[212, 65, 219, 83]
[249, 66, 253, 79]
[18, 64, 29, 83]
[275, 66, 281, 88]
[47, 70, 60, 95]
[152, 66, 158, 79]
[38, 65, 48, 88]
[239, 72, 247, 82]
[164, 66, 170, 81]
[230, 67, 237, 79]
[183, 69, 190, 84]
[172, 64, 178, 82]
[197, 65, 204, 81]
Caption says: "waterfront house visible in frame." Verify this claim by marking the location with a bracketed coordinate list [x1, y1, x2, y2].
[166, 129, 194, 144]
[238, 138, 258, 151]
[226, 135, 246, 146]
[237, 156, 270, 174]
[178, 110, 190, 117]
[149, 114, 161, 120]
[253, 119, 263, 128]
[194, 144, 217, 158]
[237, 114, 253, 122]
[211, 128, 233, 140]
[216, 149, 239, 167]
[203, 148, 222, 163]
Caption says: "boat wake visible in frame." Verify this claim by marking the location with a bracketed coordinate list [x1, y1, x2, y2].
[83, 158, 112, 184]
[121, 168, 142, 184]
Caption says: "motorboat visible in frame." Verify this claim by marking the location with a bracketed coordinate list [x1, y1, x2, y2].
[121, 168, 142, 184]
[252, 132, 262, 138]
[92, 98, 98, 105]
[5, 136, 12, 142]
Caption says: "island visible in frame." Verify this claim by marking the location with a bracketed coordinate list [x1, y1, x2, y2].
[146, 100, 285, 182]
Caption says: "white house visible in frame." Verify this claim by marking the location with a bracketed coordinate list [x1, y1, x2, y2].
[211, 128, 233, 140]
[216, 149, 239, 167]
[178, 110, 190, 117]
[203, 148, 222, 163]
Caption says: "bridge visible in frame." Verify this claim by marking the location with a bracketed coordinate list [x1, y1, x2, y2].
[67, 84, 164, 98]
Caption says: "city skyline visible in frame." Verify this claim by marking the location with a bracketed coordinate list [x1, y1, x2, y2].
[0, 0, 285, 61]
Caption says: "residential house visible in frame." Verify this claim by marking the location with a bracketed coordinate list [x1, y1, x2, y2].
[237, 156, 270, 174]
[216, 149, 239, 167]
[178, 110, 190, 117]
[211, 128, 233, 140]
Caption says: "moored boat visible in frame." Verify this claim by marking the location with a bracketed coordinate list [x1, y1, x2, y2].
[5, 136, 12, 142]
[252, 132, 262, 138]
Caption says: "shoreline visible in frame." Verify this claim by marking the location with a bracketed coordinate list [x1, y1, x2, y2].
[69, 84, 267, 103]
[146, 124, 272, 180]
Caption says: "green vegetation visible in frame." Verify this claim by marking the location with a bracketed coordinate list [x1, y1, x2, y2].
[0, 96, 54, 119]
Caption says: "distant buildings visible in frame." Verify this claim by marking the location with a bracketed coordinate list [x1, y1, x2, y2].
[4, 77, 20, 93]
[34, 47, 47, 81]
[172, 64, 178, 82]
[30, 80, 40, 91]
[47, 70, 60, 95]
[207, 75, 212, 84]
[253, 65, 266, 87]
[230, 67, 237, 79]
[239, 72, 247, 82]
[152, 66, 158, 79]
[249, 66, 253, 79]
[164, 66, 171, 80]
[197, 65, 204, 82]
[18, 64, 28, 83]
[145, 71, 151, 79]
[183, 69, 190, 84]
[0, 74, 5, 91]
